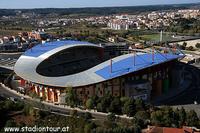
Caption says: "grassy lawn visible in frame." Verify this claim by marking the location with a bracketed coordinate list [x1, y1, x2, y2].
[0, 30, 21, 37]
[140, 33, 173, 42]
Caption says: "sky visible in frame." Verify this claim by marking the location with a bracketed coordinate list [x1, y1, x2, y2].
[0, 0, 199, 9]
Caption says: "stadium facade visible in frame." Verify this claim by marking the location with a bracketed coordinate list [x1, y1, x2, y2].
[14, 40, 184, 103]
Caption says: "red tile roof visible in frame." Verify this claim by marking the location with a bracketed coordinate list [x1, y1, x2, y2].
[145, 126, 197, 133]
[163, 127, 193, 133]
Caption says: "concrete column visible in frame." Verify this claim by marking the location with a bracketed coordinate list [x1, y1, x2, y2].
[37, 86, 40, 96]
[39, 87, 43, 97]
[31, 85, 35, 93]
[57, 89, 61, 103]
[47, 88, 51, 101]
[44, 87, 48, 101]
[50, 88, 54, 102]
[54, 89, 58, 102]
[35, 86, 38, 94]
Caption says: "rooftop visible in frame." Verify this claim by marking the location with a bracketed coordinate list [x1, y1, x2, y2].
[143, 126, 196, 133]
[24, 40, 93, 57]
[96, 53, 183, 80]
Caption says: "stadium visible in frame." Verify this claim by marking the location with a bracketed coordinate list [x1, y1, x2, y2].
[14, 40, 184, 103]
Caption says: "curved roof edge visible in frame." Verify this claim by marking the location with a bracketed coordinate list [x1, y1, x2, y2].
[14, 40, 184, 88]
[24, 40, 98, 57]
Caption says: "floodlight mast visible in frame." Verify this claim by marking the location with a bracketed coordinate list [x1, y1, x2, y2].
[110, 59, 112, 73]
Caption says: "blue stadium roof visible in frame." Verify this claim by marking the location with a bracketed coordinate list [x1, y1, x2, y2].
[95, 53, 183, 80]
[24, 40, 92, 57]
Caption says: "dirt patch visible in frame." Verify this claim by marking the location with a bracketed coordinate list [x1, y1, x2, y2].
[12, 115, 35, 126]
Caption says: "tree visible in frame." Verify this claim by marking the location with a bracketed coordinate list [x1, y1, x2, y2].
[161, 106, 174, 127]
[97, 94, 112, 113]
[83, 112, 92, 121]
[179, 45, 186, 50]
[182, 42, 187, 47]
[5, 120, 16, 127]
[29, 91, 40, 99]
[107, 113, 117, 122]
[120, 97, 130, 105]
[186, 110, 199, 127]
[90, 95, 99, 107]
[135, 111, 150, 120]
[132, 123, 141, 133]
[11, 101, 24, 111]
[150, 107, 183, 127]
[178, 107, 187, 127]
[3, 100, 15, 111]
[186, 46, 194, 51]
[97, 102, 106, 113]
[95, 127, 105, 133]
[84, 122, 96, 133]
[132, 116, 145, 129]
[134, 111, 150, 128]
[173, 108, 181, 127]
[135, 98, 145, 111]
[196, 43, 200, 48]
[23, 104, 34, 116]
[122, 98, 135, 117]
[151, 110, 164, 126]
[86, 98, 94, 109]
[109, 97, 121, 114]
[65, 87, 78, 107]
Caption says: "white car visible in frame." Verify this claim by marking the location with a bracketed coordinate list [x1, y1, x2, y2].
[194, 101, 198, 105]
[21, 97, 25, 100]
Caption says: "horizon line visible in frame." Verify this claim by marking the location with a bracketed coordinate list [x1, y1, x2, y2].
[0, 2, 198, 10]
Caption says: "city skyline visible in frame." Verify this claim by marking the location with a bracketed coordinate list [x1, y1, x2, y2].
[0, 0, 199, 9]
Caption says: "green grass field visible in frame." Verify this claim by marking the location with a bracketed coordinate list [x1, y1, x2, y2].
[0, 30, 20, 38]
[140, 33, 173, 42]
